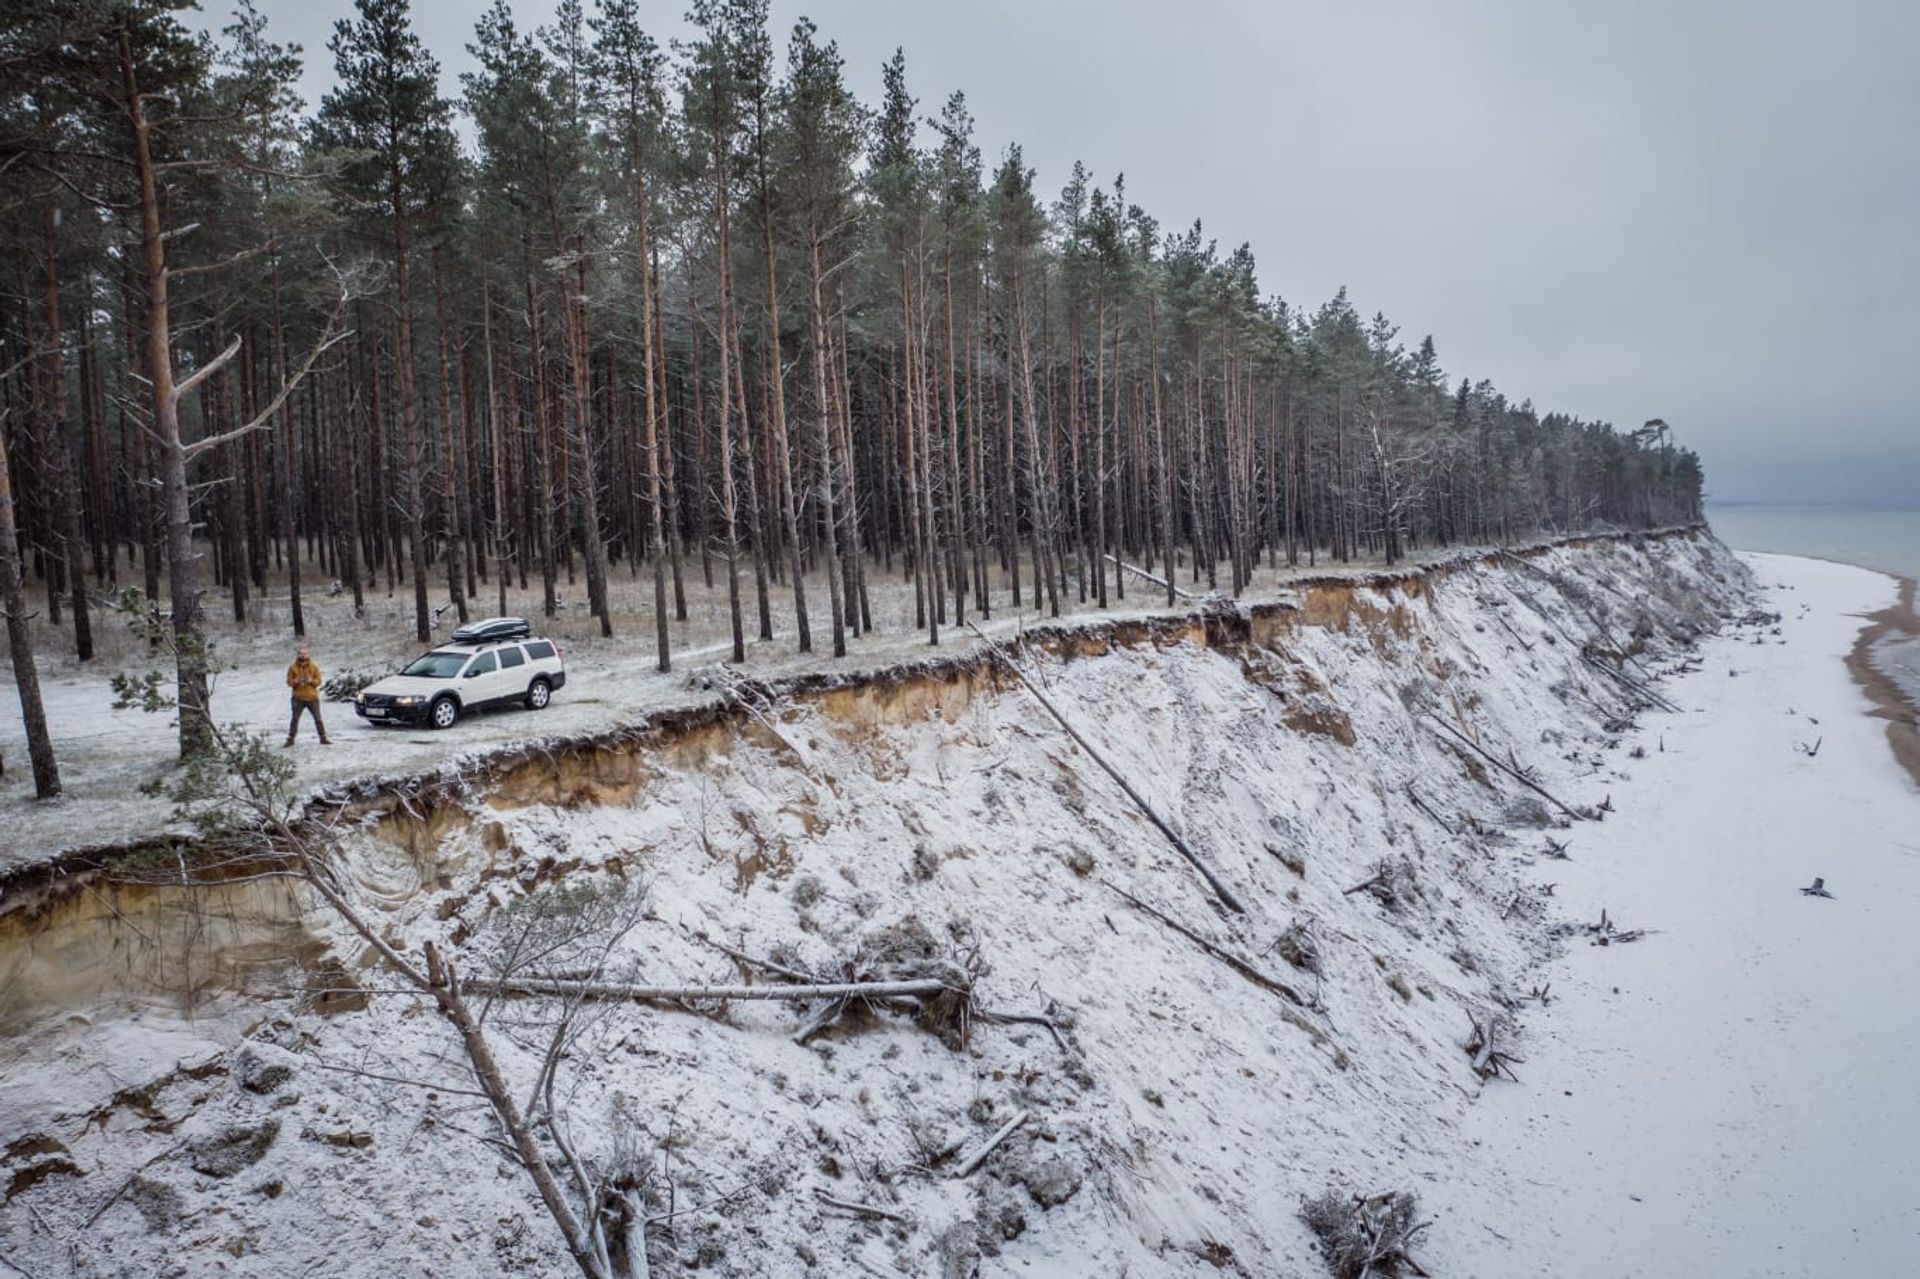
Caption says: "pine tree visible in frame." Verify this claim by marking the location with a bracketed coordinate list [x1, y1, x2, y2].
[777, 19, 865, 657]
[591, 0, 673, 668]
[313, 0, 455, 644]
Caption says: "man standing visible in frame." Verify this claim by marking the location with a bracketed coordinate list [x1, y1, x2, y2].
[285, 646, 331, 747]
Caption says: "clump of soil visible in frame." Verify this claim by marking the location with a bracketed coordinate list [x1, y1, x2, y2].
[191, 1120, 280, 1178]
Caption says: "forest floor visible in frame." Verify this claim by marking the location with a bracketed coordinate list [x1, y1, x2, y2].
[1425, 552, 1920, 1275]
[0, 533, 1573, 870]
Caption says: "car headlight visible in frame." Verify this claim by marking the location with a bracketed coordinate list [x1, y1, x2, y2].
[355, 692, 365, 703]
[396, 696, 418, 706]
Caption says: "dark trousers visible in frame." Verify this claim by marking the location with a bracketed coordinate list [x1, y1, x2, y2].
[288, 696, 328, 743]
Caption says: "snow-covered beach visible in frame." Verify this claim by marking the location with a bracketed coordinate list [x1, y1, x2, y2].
[1430, 551, 1920, 1276]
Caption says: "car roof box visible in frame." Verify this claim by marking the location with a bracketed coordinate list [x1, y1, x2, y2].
[452, 616, 531, 644]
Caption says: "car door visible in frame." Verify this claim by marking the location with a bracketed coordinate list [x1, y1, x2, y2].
[460, 650, 500, 708]
[496, 643, 529, 700]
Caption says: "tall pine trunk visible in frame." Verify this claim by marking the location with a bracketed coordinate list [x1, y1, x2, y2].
[388, 151, 431, 642]
[431, 238, 468, 625]
[0, 409, 59, 796]
[41, 205, 93, 658]
[757, 109, 810, 653]
[121, 31, 210, 759]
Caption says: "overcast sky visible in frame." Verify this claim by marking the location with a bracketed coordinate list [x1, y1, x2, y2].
[209, 0, 1920, 506]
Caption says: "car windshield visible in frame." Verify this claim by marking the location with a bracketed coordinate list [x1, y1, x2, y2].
[400, 651, 468, 679]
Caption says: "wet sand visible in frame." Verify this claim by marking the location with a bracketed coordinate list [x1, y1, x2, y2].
[1845, 572, 1920, 788]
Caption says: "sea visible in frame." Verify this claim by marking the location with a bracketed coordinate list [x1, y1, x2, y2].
[1707, 502, 1920, 708]
[1707, 503, 1920, 582]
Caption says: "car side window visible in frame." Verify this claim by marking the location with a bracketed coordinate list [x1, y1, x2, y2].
[465, 652, 497, 677]
[524, 641, 556, 660]
[500, 646, 526, 669]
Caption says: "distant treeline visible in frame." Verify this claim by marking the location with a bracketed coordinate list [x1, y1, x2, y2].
[1, 0, 1703, 685]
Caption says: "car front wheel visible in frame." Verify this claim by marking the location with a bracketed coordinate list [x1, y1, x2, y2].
[526, 678, 552, 710]
[430, 697, 459, 730]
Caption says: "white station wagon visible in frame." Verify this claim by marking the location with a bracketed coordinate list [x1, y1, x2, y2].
[354, 617, 566, 730]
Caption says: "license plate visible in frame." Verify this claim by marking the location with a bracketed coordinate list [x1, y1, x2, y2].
[367, 708, 388, 718]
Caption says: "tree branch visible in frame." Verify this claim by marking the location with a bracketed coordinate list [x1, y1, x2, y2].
[168, 335, 242, 407]
[183, 300, 351, 461]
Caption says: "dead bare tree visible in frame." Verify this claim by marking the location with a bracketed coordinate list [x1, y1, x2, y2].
[122, 700, 659, 1279]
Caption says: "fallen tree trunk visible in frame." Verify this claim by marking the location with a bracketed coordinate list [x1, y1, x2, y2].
[465, 977, 956, 1004]
[1101, 880, 1305, 1006]
[1490, 610, 1535, 652]
[813, 1189, 910, 1223]
[1580, 652, 1682, 713]
[1424, 715, 1588, 823]
[1403, 783, 1455, 835]
[968, 623, 1246, 914]
[421, 944, 604, 1275]
[1104, 554, 1198, 600]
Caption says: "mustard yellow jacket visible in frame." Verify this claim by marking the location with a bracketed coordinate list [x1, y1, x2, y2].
[287, 658, 323, 702]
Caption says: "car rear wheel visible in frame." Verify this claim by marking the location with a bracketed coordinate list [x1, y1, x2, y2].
[430, 697, 459, 730]
[526, 677, 552, 710]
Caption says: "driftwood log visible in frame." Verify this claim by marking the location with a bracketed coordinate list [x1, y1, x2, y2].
[812, 1189, 910, 1223]
[1581, 652, 1682, 713]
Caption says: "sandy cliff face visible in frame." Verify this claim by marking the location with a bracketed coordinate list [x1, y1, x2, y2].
[0, 530, 1751, 1277]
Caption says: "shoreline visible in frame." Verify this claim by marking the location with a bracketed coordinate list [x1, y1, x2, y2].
[1842, 569, 1920, 788]
[1432, 548, 1920, 1274]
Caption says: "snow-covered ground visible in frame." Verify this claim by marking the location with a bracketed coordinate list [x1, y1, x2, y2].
[5, 536, 1914, 1277]
[0, 541, 1537, 870]
[1426, 551, 1920, 1276]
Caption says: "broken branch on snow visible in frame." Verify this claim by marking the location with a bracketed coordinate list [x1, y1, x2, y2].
[1465, 1015, 1522, 1083]
[951, 1110, 1029, 1179]
[1584, 907, 1652, 945]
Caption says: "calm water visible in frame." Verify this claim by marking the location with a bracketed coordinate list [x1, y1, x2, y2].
[1707, 503, 1920, 582]
[1707, 503, 1920, 707]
